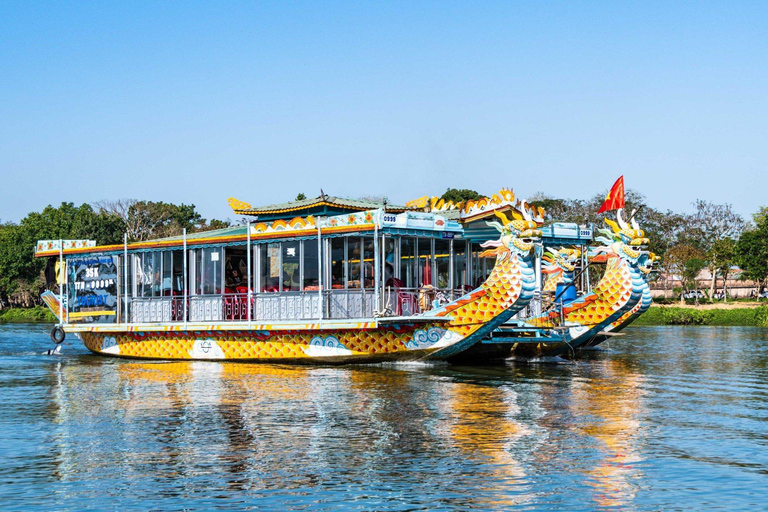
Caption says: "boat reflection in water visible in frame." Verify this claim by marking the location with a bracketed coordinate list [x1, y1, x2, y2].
[570, 358, 646, 508]
[439, 375, 534, 509]
[41, 355, 644, 508]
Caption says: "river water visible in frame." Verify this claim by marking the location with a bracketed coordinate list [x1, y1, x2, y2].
[1, 324, 766, 510]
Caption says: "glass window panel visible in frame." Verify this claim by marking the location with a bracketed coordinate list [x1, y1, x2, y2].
[383, 237, 396, 285]
[261, 243, 280, 292]
[348, 238, 361, 289]
[418, 238, 433, 286]
[162, 252, 173, 296]
[194, 250, 203, 295]
[282, 241, 300, 291]
[141, 253, 154, 297]
[434, 239, 450, 289]
[470, 242, 491, 288]
[225, 248, 247, 291]
[172, 251, 183, 293]
[199, 247, 222, 295]
[453, 240, 467, 290]
[400, 237, 416, 288]
[330, 238, 345, 289]
[303, 240, 320, 290]
[363, 238, 375, 289]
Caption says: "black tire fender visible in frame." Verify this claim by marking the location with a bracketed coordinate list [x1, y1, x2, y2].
[51, 326, 66, 344]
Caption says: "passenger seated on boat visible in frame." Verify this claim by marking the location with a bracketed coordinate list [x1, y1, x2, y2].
[226, 269, 243, 288]
[419, 285, 436, 312]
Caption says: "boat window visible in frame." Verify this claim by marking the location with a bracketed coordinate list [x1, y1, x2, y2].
[162, 251, 173, 296]
[348, 238, 361, 289]
[303, 240, 320, 290]
[418, 238, 433, 286]
[363, 238, 375, 289]
[434, 239, 450, 289]
[453, 240, 467, 289]
[225, 248, 248, 292]
[260, 243, 280, 292]
[330, 238, 345, 289]
[136, 253, 160, 297]
[400, 237, 416, 288]
[282, 241, 300, 291]
[470, 243, 491, 287]
[195, 247, 223, 295]
[383, 237, 396, 284]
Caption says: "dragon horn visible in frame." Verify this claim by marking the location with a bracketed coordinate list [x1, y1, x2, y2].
[604, 218, 621, 234]
[519, 200, 532, 221]
[617, 208, 629, 230]
[630, 208, 640, 230]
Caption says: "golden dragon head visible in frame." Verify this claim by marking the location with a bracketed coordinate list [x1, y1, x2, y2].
[595, 209, 649, 264]
[479, 200, 542, 259]
[543, 247, 582, 274]
[639, 252, 660, 276]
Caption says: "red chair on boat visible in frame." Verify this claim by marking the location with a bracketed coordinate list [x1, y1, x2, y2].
[386, 278, 417, 316]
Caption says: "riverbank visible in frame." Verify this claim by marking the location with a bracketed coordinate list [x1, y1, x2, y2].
[0, 307, 56, 324]
[634, 304, 768, 327]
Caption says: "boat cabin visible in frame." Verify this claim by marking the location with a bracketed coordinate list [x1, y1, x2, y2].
[36, 193, 593, 328]
[36, 208, 476, 326]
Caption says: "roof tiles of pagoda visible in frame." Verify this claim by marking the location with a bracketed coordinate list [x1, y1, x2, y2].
[228, 195, 409, 221]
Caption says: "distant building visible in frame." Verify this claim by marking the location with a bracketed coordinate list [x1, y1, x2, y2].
[650, 266, 760, 299]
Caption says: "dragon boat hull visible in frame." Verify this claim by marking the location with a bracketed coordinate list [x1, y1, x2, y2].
[72, 320, 468, 363]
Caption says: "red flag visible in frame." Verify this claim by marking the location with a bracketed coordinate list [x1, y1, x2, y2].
[597, 176, 625, 213]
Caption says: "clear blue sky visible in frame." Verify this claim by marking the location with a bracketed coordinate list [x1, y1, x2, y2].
[1, 1, 766, 223]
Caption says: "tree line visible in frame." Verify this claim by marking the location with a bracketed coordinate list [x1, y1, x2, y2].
[0, 200, 230, 308]
[1, 190, 766, 309]
[527, 189, 760, 303]
[441, 187, 763, 304]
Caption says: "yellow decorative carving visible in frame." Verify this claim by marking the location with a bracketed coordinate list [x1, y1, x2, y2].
[228, 197, 253, 212]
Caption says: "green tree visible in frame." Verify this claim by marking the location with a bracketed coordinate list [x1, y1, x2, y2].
[0, 203, 125, 307]
[666, 244, 707, 305]
[295, 193, 307, 201]
[120, 201, 205, 241]
[707, 238, 736, 301]
[440, 188, 482, 204]
[735, 224, 768, 294]
[203, 218, 232, 231]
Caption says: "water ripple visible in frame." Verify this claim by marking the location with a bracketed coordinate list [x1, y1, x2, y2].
[0, 325, 767, 509]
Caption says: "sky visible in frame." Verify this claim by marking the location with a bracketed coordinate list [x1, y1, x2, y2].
[1, 1, 766, 224]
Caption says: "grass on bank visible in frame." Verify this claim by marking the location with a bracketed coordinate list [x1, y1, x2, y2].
[2, 305, 767, 327]
[0, 307, 56, 323]
[634, 305, 768, 327]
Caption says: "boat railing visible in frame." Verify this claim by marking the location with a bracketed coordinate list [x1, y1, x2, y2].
[382, 286, 467, 316]
[127, 289, 380, 323]
[125, 286, 471, 325]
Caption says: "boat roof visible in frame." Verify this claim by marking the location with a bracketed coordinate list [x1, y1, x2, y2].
[228, 194, 409, 221]
[35, 208, 463, 258]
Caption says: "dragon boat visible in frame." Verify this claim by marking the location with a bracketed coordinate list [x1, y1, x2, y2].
[583, 251, 658, 348]
[383, 193, 655, 361]
[37, 191, 542, 363]
[510, 209, 649, 358]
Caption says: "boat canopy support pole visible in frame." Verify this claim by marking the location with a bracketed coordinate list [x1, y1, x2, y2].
[373, 210, 380, 314]
[183, 229, 188, 327]
[317, 221, 323, 321]
[58, 239, 63, 325]
[123, 233, 128, 324]
[449, 239, 454, 300]
[247, 221, 252, 327]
